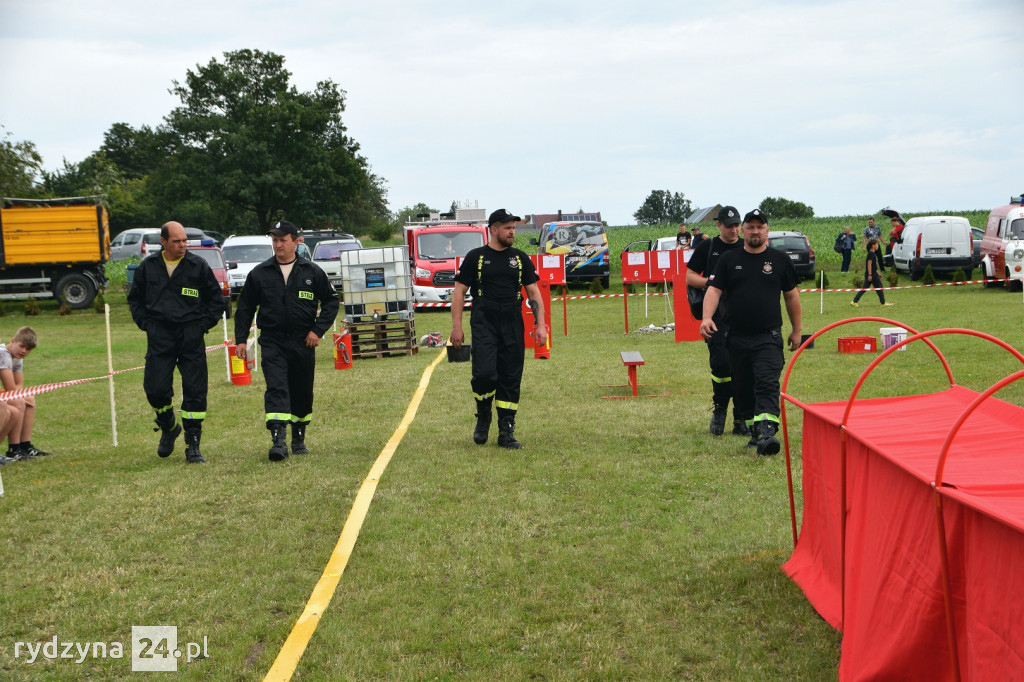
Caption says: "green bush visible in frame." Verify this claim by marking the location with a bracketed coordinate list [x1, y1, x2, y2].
[921, 265, 937, 285]
[94, 291, 107, 314]
[589, 277, 605, 295]
[24, 297, 40, 316]
[887, 271, 899, 287]
[0, 301, 6, 316]
[368, 219, 397, 243]
[951, 267, 966, 282]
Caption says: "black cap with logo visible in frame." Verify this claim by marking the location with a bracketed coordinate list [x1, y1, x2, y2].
[268, 220, 299, 237]
[743, 209, 768, 224]
[488, 209, 521, 226]
[716, 206, 741, 226]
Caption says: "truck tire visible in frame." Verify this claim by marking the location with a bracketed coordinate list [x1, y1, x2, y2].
[54, 273, 97, 309]
[601, 275, 610, 289]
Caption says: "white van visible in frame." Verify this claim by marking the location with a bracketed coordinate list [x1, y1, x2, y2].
[890, 216, 974, 280]
[222, 235, 274, 295]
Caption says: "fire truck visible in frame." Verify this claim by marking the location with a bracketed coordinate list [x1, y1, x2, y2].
[403, 212, 488, 307]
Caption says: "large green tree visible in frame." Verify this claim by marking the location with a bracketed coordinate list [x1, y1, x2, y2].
[758, 196, 814, 221]
[633, 190, 692, 225]
[162, 49, 374, 233]
[0, 126, 43, 197]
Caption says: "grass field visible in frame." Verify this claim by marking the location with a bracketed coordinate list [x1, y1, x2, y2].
[0, 249, 1021, 679]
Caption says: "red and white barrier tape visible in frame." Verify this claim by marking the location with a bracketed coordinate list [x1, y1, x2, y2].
[549, 278, 1012, 301]
[0, 341, 232, 403]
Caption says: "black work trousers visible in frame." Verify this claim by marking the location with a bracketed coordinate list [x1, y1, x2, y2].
[143, 322, 208, 418]
[727, 328, 784, 427]
[705, 319, 733, 410]
[470, 302, 525, 412]
[259, 333, 316, 424]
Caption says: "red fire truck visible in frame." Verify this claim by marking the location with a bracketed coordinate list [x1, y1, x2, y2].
[403, 216, 488, 307]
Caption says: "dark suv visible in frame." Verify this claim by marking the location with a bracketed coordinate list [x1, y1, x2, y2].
[767, 231, 815, 280]
[299, 230, 358, 255]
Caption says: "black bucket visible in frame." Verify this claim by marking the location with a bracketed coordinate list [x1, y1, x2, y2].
[800, 334, 815, 349]
[446, 344, 471, 362]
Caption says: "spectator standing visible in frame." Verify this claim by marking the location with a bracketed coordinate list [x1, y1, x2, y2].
[686, 206, 747, 437]
[851, 238, 893, 307]
[128, 221, 224, 463]
[837, 225, 856, 272]
[234, 220, 339, 461]
[863, 217, 885, 272]
[699, 209, 802, 456]
[451, 209, 546, 449]
[690, 225, 707, 248]
[0, 327, 51, 460]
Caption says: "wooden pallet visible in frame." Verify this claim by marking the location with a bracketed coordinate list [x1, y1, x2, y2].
[345, 319, 418, 359]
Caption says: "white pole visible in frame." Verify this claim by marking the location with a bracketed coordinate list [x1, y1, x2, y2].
[664, 279, 671, 325]
[105, 304, 118, 447]
[222, 312, 230, 383]
[820, 270, 824, 314]
[253, 325, 260, 373]
[644, 283, 649, 318]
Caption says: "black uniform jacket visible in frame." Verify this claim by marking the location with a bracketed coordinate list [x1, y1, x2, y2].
[233, 257, 339, 344]
[127, 251, 225, 332]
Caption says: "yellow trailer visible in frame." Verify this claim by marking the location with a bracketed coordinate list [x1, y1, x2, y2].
[0, 196, 110, 309]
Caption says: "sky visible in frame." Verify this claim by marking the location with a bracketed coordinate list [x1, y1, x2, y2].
[1, 0, 1022, 226]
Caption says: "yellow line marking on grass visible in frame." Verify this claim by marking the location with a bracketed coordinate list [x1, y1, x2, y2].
[264, 350, 447, 681]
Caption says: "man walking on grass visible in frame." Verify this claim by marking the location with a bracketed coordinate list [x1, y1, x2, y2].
[700, 209, 802, 456]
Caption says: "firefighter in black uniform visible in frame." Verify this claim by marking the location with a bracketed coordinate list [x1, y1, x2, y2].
[233, 221, 339, 461]
[685, 206, 748, 438]
[699, 209, 802, 456]
[450, 209, 546, 449]
[128, 221, 225, 463]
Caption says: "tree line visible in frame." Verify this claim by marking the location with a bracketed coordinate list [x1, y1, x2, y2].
[0, 49, 399, 239]
[633, 190, 814, 225]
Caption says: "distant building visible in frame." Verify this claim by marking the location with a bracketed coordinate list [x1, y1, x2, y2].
[687, 205, 722, 224]
[524, 210, 603, 230]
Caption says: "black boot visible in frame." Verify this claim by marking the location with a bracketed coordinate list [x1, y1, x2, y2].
[268, 421, 289, 461]
[473, 398, 493, 445]
[496, 411, 522, 450]
[709, 405, 728, 436]
[743, 420, 759, 449]
[755, 420, 781, 457]
[184, 428, 206, 463]
[291, 422, 308, 455]
[732, 419, 751, 437]
[154, 410, 181, 458]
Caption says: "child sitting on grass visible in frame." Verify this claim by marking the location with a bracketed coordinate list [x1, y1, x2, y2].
[0, 326, 52, 460]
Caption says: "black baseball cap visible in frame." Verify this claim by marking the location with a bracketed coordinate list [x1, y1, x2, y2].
[743, 209, 768, 224]
[488, 208, 521, 226]
[716, 206, 741, 226]
[268, 220, 299, 237]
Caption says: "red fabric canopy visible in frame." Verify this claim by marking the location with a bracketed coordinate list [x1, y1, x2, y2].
[783, 386, 1024, 681]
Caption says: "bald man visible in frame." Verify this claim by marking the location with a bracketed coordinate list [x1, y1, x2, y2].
[128, 221, 224, 463]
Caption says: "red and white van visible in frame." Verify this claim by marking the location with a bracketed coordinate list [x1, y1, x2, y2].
[980, 194, 1024, 290]
[403, 218, 488, 307]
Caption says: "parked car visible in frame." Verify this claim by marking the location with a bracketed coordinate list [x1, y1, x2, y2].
[312, 238, 363, 287]
[890, 216, 974, 280]
[186, 239, 232, 318]
[299, 229, 358, 255]
[971, 226, 984, 269]
[767, 231, 816, 280]
[203, 230, 227, 246]
[980, 193, 1024, 291]
[222, 235, 274, 296]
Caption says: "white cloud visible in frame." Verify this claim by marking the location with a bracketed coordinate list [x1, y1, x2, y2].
[1, 0, 1022, 223]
